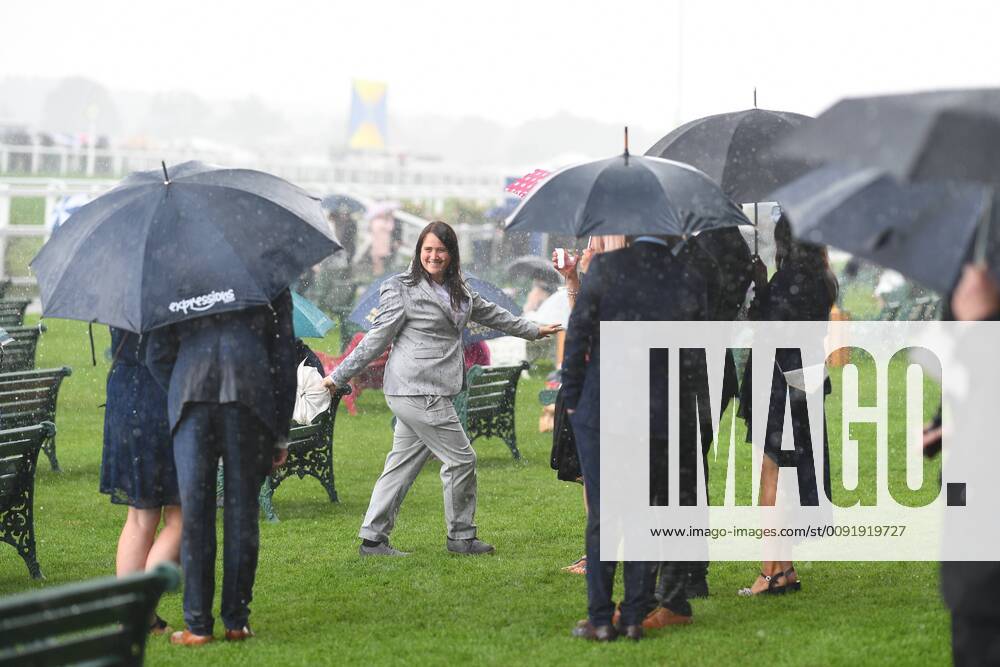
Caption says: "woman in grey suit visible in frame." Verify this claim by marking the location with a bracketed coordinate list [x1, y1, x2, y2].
[324, 221, 561, 556]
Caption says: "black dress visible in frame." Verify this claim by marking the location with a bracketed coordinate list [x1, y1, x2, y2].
[739, 262, 834, 505]
[99, 328, 179, 508]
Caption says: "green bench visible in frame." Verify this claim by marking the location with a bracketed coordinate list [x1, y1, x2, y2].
[0, 423, 55, 580]
[0, 368, 73, 472]
[0, 299, 32, 328]
[0, 562, 180, 666]
[0, 326, 46, 373]
[455, 362, 530, 460]
[218, 387, 351, 523]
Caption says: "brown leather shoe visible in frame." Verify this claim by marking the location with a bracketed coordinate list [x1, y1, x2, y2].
[571, 619, 618, 642]
[169, 629, 213, 646]
[224, 626, 255, 641]
[642, 607, 693, 630]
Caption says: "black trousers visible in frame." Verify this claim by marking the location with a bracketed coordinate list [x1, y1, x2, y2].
[952, 614, 1000, 666]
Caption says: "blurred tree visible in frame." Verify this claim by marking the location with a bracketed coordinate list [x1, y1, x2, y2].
[141, 91, 214, 140]
[40, 77, 121, 137]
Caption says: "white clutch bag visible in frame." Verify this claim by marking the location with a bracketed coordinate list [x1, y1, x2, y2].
[292, 360, 332, 425]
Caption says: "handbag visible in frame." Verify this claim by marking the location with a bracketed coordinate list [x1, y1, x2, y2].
[549, 388, 582, 483]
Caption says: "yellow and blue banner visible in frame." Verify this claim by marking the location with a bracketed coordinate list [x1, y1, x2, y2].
[348, 79, 387, 150]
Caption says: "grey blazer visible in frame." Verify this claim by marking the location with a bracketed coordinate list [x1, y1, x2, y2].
[329, 274, 541, 396]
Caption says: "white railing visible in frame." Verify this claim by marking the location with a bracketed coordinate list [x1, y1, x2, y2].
[0, 142, 509, 202]
[0, 177, 499, 291]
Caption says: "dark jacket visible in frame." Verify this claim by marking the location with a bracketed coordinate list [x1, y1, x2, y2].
[561, 241, 708, 436]
[146, 289, 297, 440]
[695, 227, 753, 320]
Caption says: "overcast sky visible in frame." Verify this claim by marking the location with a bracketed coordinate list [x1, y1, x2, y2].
[5, 0, 1000, 131]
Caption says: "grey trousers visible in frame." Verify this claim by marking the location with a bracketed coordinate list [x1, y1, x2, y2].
[359, 395, 478, 542]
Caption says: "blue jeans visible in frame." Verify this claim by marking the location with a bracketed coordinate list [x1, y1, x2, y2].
[173, 403, 273, 635]
[570, 414, 655, 627]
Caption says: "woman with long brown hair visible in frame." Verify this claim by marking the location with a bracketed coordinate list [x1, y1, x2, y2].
[325, 221, 561, 556]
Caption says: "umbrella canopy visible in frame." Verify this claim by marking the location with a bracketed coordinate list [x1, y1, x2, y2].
[775, 88, 1000, 186]
[506, 255, 561, 285]
[773, 164, 995, 294]
[646, 108, 813, 203]
[292, 292, 335, 338]
[349, 273, 521, 344]
[31, 161, 341, 332]
[321, 194, 366, 218]
[505, 153, 750, 237]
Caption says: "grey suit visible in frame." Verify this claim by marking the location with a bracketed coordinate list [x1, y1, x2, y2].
[329, 273, 540, 542]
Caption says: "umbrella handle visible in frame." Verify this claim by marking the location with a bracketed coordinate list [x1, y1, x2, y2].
[88, 321, 97, 367]
[973, 189, 994, 265]
[753, 202, 759, 255]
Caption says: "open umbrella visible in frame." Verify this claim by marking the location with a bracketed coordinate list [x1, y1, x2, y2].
[773, 164, 996, 294]
[646, 107, 813, 203]
[775, 88, 1000, 185]
[31, 161, 340, 332]
[505, 150, 750, 237]
[349, 273, 520, 344]
[505, 255, 562, 285]
[292, 292, 335, 338]
[321, 194, 366, 218]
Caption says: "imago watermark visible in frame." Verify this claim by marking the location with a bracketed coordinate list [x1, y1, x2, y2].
[598, 321, 1000, 561]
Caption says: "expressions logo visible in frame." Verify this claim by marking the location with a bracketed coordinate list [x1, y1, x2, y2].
[169, 289, 236, 314]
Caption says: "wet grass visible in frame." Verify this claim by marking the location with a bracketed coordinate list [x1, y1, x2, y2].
[0, 318, 950, 666]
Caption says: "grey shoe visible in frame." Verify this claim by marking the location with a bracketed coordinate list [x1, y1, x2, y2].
[446, 537, 495, 555]
[359, 541, 410, 557]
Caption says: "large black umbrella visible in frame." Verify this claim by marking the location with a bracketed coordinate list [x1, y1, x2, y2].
[31, 161, 341, 332]
[773, 164, 996, 294]
[775, 88, 1000, 186]
[646, 107, 813, 203]
[505, 152, 750, 237]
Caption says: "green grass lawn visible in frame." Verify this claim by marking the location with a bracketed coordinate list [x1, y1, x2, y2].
[0, 318, 950, 666]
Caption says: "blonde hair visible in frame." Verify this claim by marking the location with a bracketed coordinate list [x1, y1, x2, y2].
[587, 235, 628, 253]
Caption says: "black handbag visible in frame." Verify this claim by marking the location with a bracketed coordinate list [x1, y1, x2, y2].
[549, 388, 582, 483]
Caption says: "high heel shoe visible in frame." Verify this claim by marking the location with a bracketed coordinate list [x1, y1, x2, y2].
[783, 567, 802, 592]
[148, 615, 172, 636]
[737, 571, 787, 596]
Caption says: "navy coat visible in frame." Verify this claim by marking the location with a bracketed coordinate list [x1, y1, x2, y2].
[561, 241, 708, 438]
[146, 289, 297, 441]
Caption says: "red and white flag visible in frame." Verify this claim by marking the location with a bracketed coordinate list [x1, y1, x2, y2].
[504, 168, 551, 198]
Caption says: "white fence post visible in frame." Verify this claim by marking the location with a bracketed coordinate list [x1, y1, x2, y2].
[0, 183, 9, 281]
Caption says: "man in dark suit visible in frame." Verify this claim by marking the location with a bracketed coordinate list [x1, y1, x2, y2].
[562, 235, 708, 642]
[670, 228, 754, 598]
[147, 289, 297, 645]
[941, 265, 1000, 666]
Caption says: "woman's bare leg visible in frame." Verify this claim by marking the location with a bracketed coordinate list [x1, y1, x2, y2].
[116, 507, 160, 577]
[145, 505, 182, 570]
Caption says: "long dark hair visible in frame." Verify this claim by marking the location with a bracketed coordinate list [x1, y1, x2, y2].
[402, 220, 468, 310]
[774, 215, 839, 303]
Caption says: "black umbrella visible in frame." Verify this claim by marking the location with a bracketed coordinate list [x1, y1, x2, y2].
[505, 151, 750, 237]
[646, 107, 813, 203]
[321, 193, 366, 218]
[775, 88, 1000, 186]
[773, 164, 996, 294]
[31, 161, 341, 332]
[505, 255, 561, 285]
